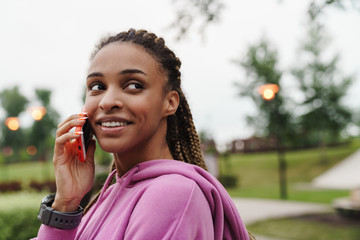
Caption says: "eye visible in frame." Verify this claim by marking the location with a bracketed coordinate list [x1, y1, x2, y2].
[89, 82, 106, 91]
[126, 82, 144, 90]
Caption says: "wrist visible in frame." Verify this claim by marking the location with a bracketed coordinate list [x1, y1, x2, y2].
[52, 196, 82, 212]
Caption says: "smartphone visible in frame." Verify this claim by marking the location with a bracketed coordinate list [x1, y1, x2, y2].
[75, 117, 93, 162]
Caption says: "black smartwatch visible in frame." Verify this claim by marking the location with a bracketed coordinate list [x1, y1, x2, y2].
[37, 194, 84, 229]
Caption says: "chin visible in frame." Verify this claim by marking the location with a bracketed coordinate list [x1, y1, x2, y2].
[97, 138, 130, 154]
[98, 143, 121, 153]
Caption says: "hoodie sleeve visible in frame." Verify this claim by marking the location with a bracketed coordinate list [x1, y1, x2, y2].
[30, 224, 77, 240]
[124, 174, 214, 240]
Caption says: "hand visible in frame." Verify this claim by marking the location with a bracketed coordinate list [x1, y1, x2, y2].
[51, 114, 96, 212]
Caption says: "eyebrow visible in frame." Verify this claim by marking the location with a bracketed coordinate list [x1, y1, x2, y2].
[120, 69, 146, 75]
[87, 69, 146, 79]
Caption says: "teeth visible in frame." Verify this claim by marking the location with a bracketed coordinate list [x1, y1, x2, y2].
[101, 121, 128, 127]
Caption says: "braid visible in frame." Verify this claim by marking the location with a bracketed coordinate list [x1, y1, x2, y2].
[84, 28, 207, 214]
[167, 88, 206, 169]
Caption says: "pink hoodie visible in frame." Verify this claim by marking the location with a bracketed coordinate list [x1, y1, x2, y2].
[33, 159, 249, 240]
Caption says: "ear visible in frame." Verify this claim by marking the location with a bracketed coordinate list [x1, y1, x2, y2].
[163, 90, 179, 117]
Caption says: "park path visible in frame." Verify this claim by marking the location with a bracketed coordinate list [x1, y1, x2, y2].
[233, 197, 331, 225]
[312, 149, 360, 189]
[232, 198, 331, 240]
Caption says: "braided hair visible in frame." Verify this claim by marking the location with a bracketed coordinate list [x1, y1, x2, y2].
[85, 29, 207, 213]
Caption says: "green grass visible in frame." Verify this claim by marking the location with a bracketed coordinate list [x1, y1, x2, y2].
[0, 191, 49, 212]
[247, 216, 360, 240]
[0, 208, 41, 240]
[0, 192, 46, 239]
[221, 138, 360, 203]
[0, 161, 54, 184]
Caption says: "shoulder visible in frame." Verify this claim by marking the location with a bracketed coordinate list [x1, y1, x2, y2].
[126, 173, 214, 239]
[135, 173, 212, 224]
[140, 173, 203, 207]
[131, 159, 219, 206]
[148, 173, 197, 191]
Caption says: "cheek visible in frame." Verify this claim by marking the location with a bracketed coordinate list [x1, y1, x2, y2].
[83, 97, 99, 117]
[130, 95, 164, 117]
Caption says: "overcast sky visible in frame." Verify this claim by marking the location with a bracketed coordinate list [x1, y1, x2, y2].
[1, 0, 359, 146]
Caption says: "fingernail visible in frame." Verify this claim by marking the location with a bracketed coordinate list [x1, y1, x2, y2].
[78, 112, 88, 117]
[74, 131, 83, 135]
[78, 117, 88, 121]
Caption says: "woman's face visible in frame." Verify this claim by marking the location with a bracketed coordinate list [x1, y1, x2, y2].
[84, 42, 178, 155]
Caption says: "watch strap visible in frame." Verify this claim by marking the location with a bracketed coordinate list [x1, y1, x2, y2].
[38, 195, 83, 229]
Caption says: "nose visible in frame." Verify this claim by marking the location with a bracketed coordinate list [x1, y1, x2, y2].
[98, 87, 124, 111]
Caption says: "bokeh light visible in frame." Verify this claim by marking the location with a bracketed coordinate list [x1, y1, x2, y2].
[5, 117, 20, 131]
[29, 106, 47, 121]
[258, 84, 279, 100]
[26, 145, 38, 155]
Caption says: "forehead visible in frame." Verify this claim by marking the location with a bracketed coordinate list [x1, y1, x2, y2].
[88, 42, 162, 74]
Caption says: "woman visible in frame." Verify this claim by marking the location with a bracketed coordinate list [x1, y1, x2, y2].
[33, 29, 251, 240]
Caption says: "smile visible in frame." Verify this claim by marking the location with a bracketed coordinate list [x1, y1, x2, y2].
[101, 121, 129, 127]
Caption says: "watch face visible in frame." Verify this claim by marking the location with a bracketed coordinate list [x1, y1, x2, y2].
[42, 194, 56, 205]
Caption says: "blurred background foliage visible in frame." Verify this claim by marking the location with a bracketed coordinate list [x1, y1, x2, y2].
[0, 0, 360, 239]
[0, 0, 358, 198]
[0, 0, 358, 169]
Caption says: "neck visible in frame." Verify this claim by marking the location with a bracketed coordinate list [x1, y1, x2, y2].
[114, 144, 173, 176]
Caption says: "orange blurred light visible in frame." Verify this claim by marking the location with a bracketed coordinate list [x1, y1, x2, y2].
[5, 117, 20, 131]
[29, 106, 47, 121]
[2, 146, 13, 157]
[263, 89, 275, 100]
[258, 84, 279, 100]
[26, 145, 37, 155]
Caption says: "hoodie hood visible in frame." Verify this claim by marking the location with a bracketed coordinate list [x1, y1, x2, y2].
[112, 159, 249, 240]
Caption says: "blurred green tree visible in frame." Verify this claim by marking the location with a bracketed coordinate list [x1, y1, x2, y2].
[310, 0, 359, 12]
[291, 6, 353, 149]
[0, 86, 29, 163]
[235, 38, 295, 145]
[234, 38, 294, 199]
[0, 86, 28, 117]
[28, 89, 60, 161]
[169, 0, 359, 40]
[169, 0, 223, 40]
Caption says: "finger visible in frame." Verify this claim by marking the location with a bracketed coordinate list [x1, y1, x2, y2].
[54, 131, 81, 155]
[56, 117, 87, 138]
[57, 114, 80, 128]
[57, 113, 88, 130]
